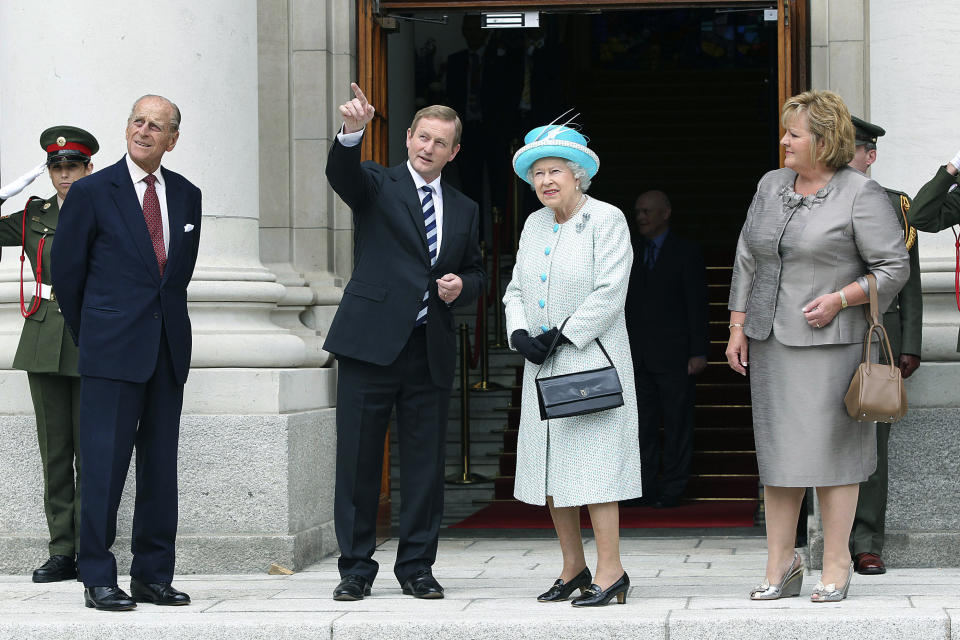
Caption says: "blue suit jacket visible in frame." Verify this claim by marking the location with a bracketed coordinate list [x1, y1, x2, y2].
[51, 157, 202, 384]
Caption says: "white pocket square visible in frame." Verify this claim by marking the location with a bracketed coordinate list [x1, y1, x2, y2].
[184, 223, 195, 232]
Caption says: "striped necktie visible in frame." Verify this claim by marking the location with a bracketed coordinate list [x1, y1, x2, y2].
[415, 185, 437, 326]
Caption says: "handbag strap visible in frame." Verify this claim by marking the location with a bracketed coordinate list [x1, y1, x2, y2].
[864, 273, 880, 325]
[534, 317, 616, 379]
[862, 322, 898, 374]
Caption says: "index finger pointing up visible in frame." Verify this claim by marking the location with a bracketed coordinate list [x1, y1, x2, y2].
[351, 82, 369, 107]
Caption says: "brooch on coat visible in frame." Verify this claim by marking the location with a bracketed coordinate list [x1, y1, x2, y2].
[575, 212, 590, 233]
[778, 184, 833, 210]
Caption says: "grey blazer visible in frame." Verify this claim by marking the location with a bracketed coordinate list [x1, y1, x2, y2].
[728, 166, 909, 346]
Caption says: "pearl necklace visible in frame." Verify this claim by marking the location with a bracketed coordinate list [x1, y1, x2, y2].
[554, 195, 588, 224]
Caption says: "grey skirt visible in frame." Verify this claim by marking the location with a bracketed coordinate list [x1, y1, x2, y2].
[749, 336, 877, 487]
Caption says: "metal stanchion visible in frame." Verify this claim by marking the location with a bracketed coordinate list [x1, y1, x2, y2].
[473, 243, 502, 391]
[510, 139, 521, 253]
[446, 323, 490, 484]
[490, 207, 505, 348]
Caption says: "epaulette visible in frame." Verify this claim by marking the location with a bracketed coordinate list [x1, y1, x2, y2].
[884, 188, 917, 251]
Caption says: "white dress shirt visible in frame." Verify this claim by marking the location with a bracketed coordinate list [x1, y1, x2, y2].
[125, 154, 170, 255]
[337, 127, 444, 255]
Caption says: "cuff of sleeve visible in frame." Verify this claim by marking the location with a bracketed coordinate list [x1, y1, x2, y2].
[337, 126, 365, 147]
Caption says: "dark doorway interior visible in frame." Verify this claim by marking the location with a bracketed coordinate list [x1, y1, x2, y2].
[387, 6, 779, 530]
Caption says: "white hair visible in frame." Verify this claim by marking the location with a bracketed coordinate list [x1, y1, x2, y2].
[526, 160, 591, 192]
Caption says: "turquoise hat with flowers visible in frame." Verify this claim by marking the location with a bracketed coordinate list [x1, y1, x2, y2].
[512, 117, 600, 185]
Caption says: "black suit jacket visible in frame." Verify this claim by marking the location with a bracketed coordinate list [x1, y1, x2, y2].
[625, 231, 709, 374]
[323, 139, 484, 388]
[51, 157, 202, 385]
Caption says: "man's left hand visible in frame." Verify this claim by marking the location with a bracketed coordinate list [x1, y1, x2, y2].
[687, 355, 707, 376]
[899, 354, 920, 379]
[437, 273, 463, 303]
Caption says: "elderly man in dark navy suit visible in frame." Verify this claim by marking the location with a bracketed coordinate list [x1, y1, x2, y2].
[325, 84, 483, 601]
[52, 95, 201, 611]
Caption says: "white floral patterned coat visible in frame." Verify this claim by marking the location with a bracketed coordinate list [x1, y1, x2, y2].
[503, 197, 643, 507]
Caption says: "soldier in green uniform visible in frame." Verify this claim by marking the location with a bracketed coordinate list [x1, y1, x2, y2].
[905, 150, 960, 275]
[0, 126, 98, 582]
[846, 116, 923, 575]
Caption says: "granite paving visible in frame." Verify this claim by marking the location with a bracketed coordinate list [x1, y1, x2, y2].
[0, 536, 958, 639]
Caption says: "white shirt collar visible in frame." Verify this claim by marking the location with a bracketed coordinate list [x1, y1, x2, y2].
[125, 154, 165, 186]
[406, 161, 442, 198]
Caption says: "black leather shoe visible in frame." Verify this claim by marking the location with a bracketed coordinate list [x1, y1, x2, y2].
[333, 575, 372, 601]
[571, 572, 630, 607]
[537, 567, 592, 602]
[401, 569, 444, 599]
[32, 555, 77, 583]
[83, 586, 137, 611]
[129, 577, 191, 606]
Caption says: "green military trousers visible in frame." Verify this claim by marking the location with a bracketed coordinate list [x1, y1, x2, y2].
[850, 421, 890, 555]
[27, 372, 82, 557]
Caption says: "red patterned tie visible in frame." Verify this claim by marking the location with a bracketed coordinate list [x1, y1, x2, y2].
[142, 174, 166, 275]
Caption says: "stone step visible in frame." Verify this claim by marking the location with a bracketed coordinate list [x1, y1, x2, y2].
[0, 537, 954, 640]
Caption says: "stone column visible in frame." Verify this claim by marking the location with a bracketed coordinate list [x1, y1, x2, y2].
[865, 0, 960, 567]
[806, 0, 960, 568]
[0, 0, 339, 573]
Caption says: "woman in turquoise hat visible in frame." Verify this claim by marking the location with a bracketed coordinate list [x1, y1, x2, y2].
[503, 120, 641, 607]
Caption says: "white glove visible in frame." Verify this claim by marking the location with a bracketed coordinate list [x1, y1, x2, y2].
[0, 162, 47, 200]
[949, 149, 960, 172]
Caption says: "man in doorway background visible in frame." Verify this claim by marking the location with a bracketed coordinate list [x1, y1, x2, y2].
[847, 116, 923, 575]
[325, 83, 484, 602]
[625, 190, 709, 508]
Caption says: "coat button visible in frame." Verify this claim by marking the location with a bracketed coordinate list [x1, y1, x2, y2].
[154, 313, 159, 319]
[541, 325, 549, 333]
[539, 299, 545, 308]
[540, 273, 547, 282]
[553, 223, 559, 233]
[544, 247, 551, 255]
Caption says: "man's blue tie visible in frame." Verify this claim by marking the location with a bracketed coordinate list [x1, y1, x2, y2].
[415, 185, 437, 326]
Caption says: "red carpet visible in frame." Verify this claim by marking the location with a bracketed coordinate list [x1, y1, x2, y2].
[448, 500, 756, 529]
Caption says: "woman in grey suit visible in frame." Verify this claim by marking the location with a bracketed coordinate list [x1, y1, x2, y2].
[503, 122, 642, 607]
[726, 91, 908, 603]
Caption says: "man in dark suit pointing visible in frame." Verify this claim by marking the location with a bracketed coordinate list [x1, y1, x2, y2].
[52, 95, 201, 611]
[325, 84, 484, 601]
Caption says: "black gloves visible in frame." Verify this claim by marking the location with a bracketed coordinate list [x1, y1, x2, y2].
[511, 329, 548, 365]
[512, 328, 571, 365]
[535, 327, 571, 351]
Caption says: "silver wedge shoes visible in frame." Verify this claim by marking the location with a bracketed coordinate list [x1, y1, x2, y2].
[750, 551, 804, 600]
[810, 562, 854, 602]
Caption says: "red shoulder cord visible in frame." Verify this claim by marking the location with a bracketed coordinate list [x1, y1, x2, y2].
[953, 225, 960, 313]
[19, 197, 46, 318]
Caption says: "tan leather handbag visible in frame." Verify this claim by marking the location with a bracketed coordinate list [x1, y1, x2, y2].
[844, 274, 908, 422]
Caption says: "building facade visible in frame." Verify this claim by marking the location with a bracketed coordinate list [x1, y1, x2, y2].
[0, 0, 957, 572]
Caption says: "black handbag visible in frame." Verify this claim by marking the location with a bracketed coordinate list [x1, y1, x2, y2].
[535, 318, 625, 420]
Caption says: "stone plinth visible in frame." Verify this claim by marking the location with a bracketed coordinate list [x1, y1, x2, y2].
[0, 369, 338, 574]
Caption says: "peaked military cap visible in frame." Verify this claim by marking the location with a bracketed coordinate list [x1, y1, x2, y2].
[39, 125, 99, 166]
[851, 116, 885, 146]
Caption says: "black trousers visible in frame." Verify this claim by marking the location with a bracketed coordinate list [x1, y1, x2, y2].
[77, 327, 183, 587]
[334, 326, 450, 584]
[635, 366, 695, 501]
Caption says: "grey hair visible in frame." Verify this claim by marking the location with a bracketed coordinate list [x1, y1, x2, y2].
[129, 94, 182, 132]
[526, 160, 592, 192]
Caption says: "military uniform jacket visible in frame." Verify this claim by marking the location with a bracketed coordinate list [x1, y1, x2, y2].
[908, 166, 960, 233]
[908, 165, 960, 351]
[0, 195, 78, 375]
[882, 188, 922, 358]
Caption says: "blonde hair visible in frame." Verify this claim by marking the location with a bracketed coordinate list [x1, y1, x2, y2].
[781, 90, 855, 169]
[410, 105, 462, 147]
